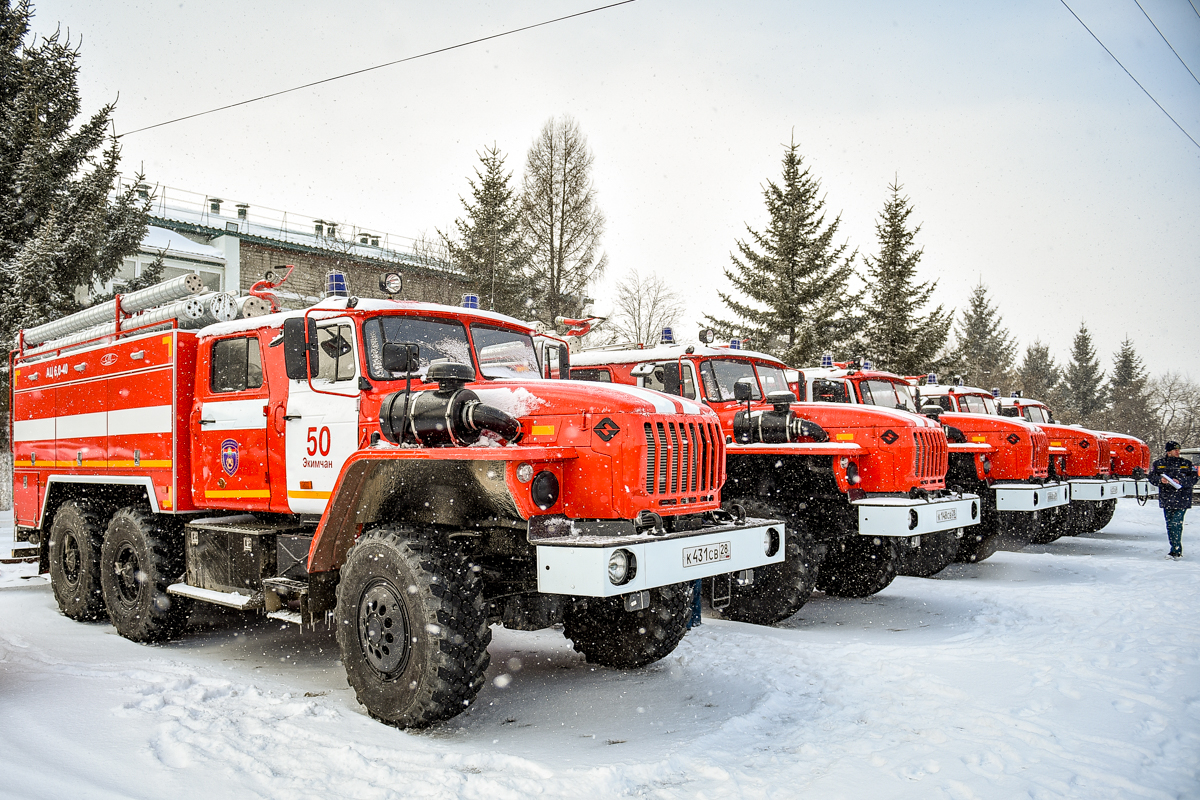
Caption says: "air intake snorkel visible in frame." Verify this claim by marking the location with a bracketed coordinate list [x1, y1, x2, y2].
[732, 381, 829, 444]
[379, 359, 523, 447]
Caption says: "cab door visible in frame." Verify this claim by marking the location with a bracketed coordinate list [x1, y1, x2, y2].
[285, 319, 361, 515]
[194, 334, 271, 509]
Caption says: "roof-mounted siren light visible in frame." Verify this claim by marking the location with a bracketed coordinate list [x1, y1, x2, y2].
[698, 328, 715, 345]
[1011, 390, 1021, 398]
[379, 272, 403, 297]
[325, 270, 350, 298]
[462, 293, 480, 310]
[661, 327, 675, 345]
[992, 387, 1001, 397]
[821, 354, 835, 369]
[729, 338, 741, 350]
[926, 373, 937, 385]
[863, 359, 872, 370]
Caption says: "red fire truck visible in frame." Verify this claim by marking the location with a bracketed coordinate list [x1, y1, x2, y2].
[570, 338, 981, 619]
[794, 364, 1069, 565]
[997, 394, 1143, 538]
[10, 275, 785, 728]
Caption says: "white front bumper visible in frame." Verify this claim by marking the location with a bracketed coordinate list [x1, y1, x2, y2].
[535, 519, 785, 597]
[1069, 479, 1125, 501]
[1122, 478, 1158, 499]
[853, 494, 981, 537]
[993, 481, 1070, 512]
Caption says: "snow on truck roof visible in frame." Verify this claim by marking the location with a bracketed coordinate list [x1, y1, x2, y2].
[571, 344, 783, 367]
[198, 296, 536, 338]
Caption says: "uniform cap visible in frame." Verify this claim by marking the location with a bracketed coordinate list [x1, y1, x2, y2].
[1165, 440, 1181, 452]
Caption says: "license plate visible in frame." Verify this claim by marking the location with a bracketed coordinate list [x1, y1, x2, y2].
[936, 508, 957, 523]
[683, 541, 731, 568]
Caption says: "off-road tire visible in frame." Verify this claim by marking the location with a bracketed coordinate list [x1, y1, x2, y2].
[100, 507, 190, 642]
[1062, 502, 1098, 537]
[335, 526, 491, 729]
[1087, 499, 1118, 533]
[1031, 506, 1069, 544]
[707, 500, 821, 624]
[955, 524, 1001, 563]
[563, 582, 691, 669]
[816, 536, 900, 598]
[897, 530, 961, 578]
[49, 500, 108, 621]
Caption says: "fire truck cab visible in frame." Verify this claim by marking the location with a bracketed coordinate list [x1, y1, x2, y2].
[571, 340, 981, 613]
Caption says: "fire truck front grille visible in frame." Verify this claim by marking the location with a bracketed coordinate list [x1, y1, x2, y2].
[912, 429, 946, 487]
[643, 419, 722, 501]
[1030, 429, 1049, 474]
[1095, 436, 1111, 475]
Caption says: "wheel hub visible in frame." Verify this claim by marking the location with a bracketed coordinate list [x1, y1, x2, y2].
[358, 581, 410, 676]
[112, 543, 142, 605]
[62, 532, 81, 585]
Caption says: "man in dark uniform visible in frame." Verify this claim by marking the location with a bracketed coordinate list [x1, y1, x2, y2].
[1149, 441, 1198, 559]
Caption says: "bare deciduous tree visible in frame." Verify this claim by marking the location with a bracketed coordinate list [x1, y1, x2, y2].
[521, 115, 607, 327]
[608, 268, 685, 346]
[1149, 372, 1200, 452]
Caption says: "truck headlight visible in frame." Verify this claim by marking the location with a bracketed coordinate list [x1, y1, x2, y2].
[764, 528, 781, 557]
[608, 549, 636, 585]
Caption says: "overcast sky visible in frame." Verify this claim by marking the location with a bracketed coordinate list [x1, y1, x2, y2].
[32, 0, 1200, 382]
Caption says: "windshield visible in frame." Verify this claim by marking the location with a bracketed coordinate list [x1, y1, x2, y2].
[958, 394, 990, 414]
[982, 395, 998, 415]
[471, 324, 540, 379]
[362, 315, 474, 380]
[1024, 405, 1051, 424]
[756, 365, 791, 398]
[700, 359, 760, 401]
[812, 378, 849, 403]
[859, 379, 917, 412]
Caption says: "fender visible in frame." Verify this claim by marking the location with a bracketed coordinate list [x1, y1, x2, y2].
[307, 445, 578, 573]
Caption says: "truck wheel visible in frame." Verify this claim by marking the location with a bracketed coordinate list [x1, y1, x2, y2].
[100, 507, 190, 642]
[49, 500, 108, 621]
[709, 501, 820, 624]
[1063, 502, 1097, 537]
[563, 582, 691, 669]
[1087, 499, 1117, 532]
[335, 526, 491, 729]
[897, 530, 960, 578]
[954, 525, 1000, 563]
[1031, 506, 1068, 544]
[816, 536, 900, 598]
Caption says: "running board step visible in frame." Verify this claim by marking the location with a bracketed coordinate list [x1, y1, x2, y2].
[167, 582, 262, 610]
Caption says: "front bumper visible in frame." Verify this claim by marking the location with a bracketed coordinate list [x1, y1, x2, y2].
[993, 481, 1070, 512]
[1122, 478, 1158, 499]
[1068, 478, 1125, 502]
[533, 517, 785, 597]
[852, 493, 982, 537]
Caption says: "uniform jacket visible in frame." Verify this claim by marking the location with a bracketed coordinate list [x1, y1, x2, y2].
[1150, 454, 1198, 510]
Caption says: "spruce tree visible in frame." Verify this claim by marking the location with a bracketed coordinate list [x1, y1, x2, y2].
[1060, 322, 1106, 427]
[705, 138, 859, 365]
[1014, 340, 1060, 402]
[445, 144, 528, 317]
[947, 282, 1016, 389]
[0, 0, 148, 344]
[1102, 337, 1154, 440]
[860, 180, 951, 375]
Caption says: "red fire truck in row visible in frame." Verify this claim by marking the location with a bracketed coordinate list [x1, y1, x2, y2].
[794, 363, 1068, 563]
[10, 274, 786, 728]
[569, 340, 982, 618]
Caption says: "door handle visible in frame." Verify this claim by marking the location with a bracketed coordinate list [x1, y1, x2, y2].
[199, 419, 216, 425]
[283, 414, 302, 421]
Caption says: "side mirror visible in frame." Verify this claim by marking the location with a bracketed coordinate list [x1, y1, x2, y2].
[383, 342, 420, 374]
[283, 317, 317, 380]
[921, 403, 943, 420]
[630, 362, 655, 378]
[557, 344, 569, 380]
[734, 378, 755, 403]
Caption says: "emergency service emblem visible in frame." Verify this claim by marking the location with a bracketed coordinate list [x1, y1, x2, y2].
[220, 439, 240, 476]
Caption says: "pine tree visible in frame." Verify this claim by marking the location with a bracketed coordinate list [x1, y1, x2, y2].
[1102, 337, 1154, 440]
[445, 144, 528, 317]
[521, 115, 607, 327]
[1059, 322, 1106, 427]
[1013, 340, 1060, 402]
[0, 0, 148, 344]
[705, 138, 859, 365]
[947, 282, 1016, 389]
[860, 180, 951, 375]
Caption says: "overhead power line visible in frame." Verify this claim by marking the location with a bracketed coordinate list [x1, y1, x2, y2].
[1133, 0, 1200, 88]
[1059, 0, 1200, 152]
[119, 0, 637, 138]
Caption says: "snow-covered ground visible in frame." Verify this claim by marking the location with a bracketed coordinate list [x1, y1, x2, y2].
[1, 499, 1197, 799]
